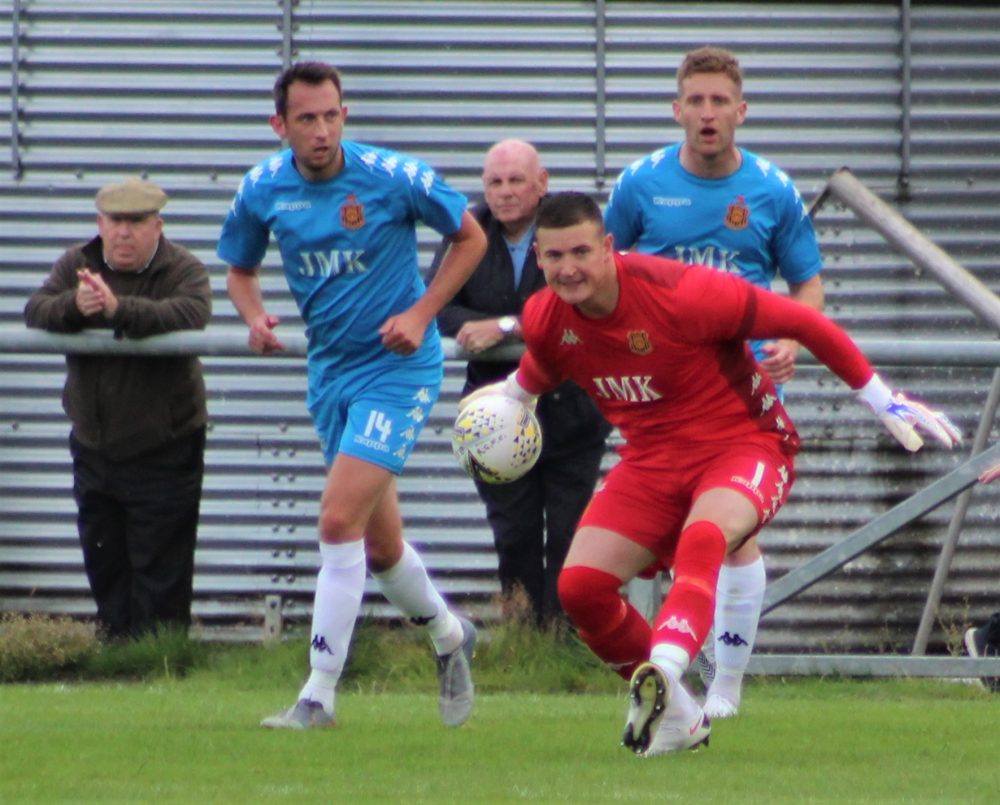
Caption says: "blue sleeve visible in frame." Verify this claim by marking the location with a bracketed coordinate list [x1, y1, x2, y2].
[604, 166, 640, 251]
[216, 173, 271, 270]
[772, 178, 823, 285]
[404, 159, 468, 238]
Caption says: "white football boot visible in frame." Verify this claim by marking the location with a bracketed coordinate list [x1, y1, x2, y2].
[622, 662, 710, 757]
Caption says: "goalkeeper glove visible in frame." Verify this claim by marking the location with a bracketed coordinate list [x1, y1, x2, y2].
[856, 373, 962, 452]
[459, 370, 539, 412]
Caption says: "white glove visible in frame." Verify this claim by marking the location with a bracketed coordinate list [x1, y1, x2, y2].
[856, 374, 962, 452]
[459, 370, 539, 412]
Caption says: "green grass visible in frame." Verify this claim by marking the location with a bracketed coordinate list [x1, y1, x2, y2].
[1, 623, 999, 803]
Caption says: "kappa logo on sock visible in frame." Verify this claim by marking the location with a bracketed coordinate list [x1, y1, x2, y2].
[409, 615, 434, 627]
[311, 634, 335, 655]
[658, 615, 696, 639]
[718, 630, 749, 647]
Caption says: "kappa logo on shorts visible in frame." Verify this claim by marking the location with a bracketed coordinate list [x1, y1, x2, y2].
[340, 193, 365, 230]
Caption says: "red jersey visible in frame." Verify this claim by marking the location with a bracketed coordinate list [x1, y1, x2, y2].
[519, 251, 872, 460]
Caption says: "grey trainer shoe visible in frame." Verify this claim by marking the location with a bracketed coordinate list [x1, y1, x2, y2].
[436, 616, 477, 727]
[260, 698, 335, 730]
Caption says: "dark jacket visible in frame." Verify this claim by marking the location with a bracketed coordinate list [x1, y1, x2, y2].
[24, 235, 212, 461]
[430, 201, 611, 452]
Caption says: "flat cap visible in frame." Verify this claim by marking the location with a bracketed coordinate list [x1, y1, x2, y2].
[95, 176, 168, 215]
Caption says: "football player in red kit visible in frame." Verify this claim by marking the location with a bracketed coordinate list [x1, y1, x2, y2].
[467, 191, 960, 757]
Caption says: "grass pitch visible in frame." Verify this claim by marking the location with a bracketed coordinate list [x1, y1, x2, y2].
[1, 624, 998, 803]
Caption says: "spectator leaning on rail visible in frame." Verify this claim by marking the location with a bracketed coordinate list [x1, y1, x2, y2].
[23, 176, 212, 640]
[429, 138, 612, 627]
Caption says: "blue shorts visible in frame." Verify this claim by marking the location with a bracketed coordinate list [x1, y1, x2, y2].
[308, 365, 442, 473]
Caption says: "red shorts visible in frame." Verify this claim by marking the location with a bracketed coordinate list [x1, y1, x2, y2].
[578, 439, 794, 569]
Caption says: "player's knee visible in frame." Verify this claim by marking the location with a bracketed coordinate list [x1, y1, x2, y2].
[557, 565, 623, 632]
[317, 503, 359, 543]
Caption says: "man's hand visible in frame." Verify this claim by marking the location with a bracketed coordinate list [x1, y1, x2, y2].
[857, 374, 962, 452]
[759, 339, 800, 384]
[379, 308, 428, 356]
[76, 269, 118, 318]
[980, 461, 1000, 485]
[455, 319, 507, 354]
[247, 313, 284, 355]
[459, 371, 538, 413]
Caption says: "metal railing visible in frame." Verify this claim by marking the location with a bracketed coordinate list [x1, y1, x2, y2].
[3, 169, 999, 676]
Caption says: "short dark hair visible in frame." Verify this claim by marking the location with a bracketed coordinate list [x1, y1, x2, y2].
[536, 191, 603, 231]
[273, 61, 344, 117]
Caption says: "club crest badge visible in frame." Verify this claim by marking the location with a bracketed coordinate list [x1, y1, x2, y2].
[340, 193, 365, 230]
[627, 330, 653, 355]
[725, 196, 750, 230]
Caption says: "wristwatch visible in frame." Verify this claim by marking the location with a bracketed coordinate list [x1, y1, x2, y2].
[498, 316, 517, 336]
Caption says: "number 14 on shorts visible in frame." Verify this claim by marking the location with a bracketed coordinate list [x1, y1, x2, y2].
[365, 409, 393, 443]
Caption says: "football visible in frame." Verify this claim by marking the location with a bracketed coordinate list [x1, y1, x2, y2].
[451, 393, 543, 484]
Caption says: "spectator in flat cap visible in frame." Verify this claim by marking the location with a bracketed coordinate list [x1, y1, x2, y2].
[95, 176, 169, 216]
[24, 176, 212, 640]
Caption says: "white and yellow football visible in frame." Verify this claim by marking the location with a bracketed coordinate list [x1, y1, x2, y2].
[451, 393, 543, 484]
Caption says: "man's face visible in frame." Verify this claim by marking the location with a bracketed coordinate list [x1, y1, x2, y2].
[482, 146, 548, 235]
[97, 213, 163, 271]
[271, 80, 348, 181]
[534, 219, 615, 316]
[672, 71, 747, 162]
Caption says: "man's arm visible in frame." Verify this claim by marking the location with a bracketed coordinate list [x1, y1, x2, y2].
[759, 273, 825, 384]
[23, 251, 92, 333]
[227, 266, 285, 354]
[379, 210, 487, 355]
[102, 251, 213, 338]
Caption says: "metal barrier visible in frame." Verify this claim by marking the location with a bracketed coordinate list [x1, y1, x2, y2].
[3, 172, 999, 675]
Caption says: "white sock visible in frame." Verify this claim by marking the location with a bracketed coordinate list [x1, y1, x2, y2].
[708, 557, 766, 706]
[371, 541, 462, 655]
[649, 644, 701, 724]
[297, 540, 366, 714]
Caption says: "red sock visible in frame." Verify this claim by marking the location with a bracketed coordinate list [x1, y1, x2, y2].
[558, 565, 651, 680]
[652, 521, 726, 662]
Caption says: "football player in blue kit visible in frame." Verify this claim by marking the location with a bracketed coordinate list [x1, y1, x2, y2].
[604, 46, 825, 720]
[218, 61, 487, 729]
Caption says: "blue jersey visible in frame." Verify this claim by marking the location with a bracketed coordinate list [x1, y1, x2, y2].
[604, 143, 822, 365]
[605, 143, 821, 289]
[217, 141, 469, 386]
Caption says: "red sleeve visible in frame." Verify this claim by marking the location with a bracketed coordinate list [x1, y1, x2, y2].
[515, 350, 559, 396]
[745, 286, 873, 389]
[516, 291, 562, 395]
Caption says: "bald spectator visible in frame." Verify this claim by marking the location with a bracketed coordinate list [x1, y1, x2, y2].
[429, 140, 611, 626]
[24, 177, 211, 639]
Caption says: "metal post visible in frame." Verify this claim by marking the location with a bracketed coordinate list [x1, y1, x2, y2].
[593, 0, 607, 191]
[279, 0, 294, 70]
[826, 169, 1000, 333]
[11, 0, 24, 178]
[763, 443, 1000, 613]
[264, 594, 284, 641]
[912, 367, 1000, 654]
[898, 0, 912, 201]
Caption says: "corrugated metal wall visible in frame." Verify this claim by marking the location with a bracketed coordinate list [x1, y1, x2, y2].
[1, 1, 997, 650]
